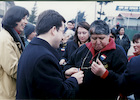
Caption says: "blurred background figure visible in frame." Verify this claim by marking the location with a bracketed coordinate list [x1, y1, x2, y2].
[64, 20, 75, 32]
[111, 22, 120, 36]
[115, 26, 131, 55]
[110, 28, 126, 56]
[24, 22, 36, 47]
[64, 20, 75, 40]
[115, 22, 121, 35]
[57, 21, 75, 60]
[110, 28, 117, 41]
[59, 21, 90, 66]
[64, 29, 75, 40]
[57, 31, 73, 58]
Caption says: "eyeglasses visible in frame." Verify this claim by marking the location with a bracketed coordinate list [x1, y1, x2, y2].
[80, 46, 101, 70]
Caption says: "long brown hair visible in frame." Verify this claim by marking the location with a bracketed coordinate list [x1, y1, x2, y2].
[73, 21, 90, 44]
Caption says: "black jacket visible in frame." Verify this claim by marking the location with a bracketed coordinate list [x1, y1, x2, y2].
[65, 38, 127, 99]
[115, 34, 130, 54]
[62, 40, 78, 61]
[117, 55, 140, 99]
[16, 37, 79, 99]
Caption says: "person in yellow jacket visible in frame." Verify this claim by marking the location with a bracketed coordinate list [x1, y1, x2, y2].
[0, 6, 29, 99]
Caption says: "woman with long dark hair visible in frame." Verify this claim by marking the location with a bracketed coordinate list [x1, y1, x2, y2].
[59, 21, 90, 65]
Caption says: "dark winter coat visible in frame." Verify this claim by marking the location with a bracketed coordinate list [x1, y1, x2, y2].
[64, 38, 127, 99]
[57, 42, 67, 58]
[118, 55, 140, 99]
[16, 37, 79, 99]
[62, 40, 78, 61]
[115, 34, 130, 54]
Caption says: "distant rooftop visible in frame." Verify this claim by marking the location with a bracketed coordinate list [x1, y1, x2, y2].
[105, 12, 140, 20]
[118, 13, 140, 19]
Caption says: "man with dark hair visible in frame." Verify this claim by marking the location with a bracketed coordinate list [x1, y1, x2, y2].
[64, 20, 127, 99]
[64, 20, 75, 31]
[16, 10, 84, 99]
[0, 6, 29, 99]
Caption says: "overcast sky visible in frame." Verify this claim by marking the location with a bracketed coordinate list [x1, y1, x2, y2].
[14, 1, 140, 25]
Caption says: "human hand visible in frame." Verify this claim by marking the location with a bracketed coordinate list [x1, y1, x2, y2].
[91, 58, 106, 77]
[71, 70, 84, 84]
[65, 67, 79, 78]
[59, 59, 66, 65]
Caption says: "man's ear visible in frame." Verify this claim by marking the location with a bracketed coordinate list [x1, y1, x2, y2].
[51, 26, 57, 36]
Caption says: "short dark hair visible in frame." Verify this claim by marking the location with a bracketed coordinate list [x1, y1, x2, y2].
[118, 26, 125, 32]
[111, 28, 117, 38]
[74, 21, 90, 43]
[132, 33, 140, 43]
[89, 20, 110, 35]
[67, 20, 75, 24]
[36, 10, 66, 35]
[24, 22, 35, 38]
[2, 6, 29, 28]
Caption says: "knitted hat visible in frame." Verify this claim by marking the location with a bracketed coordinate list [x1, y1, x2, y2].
[24, 23, 35, 38]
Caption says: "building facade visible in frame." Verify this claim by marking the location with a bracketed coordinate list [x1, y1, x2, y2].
[105, 13, 140, 31]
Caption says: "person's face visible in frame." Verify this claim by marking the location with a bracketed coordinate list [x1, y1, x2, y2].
[54, 22, 65, 48]
[15, 15, 28, 32]
[77, 27, 89, 43]
[119, 28, 125, 35]
[133, 39, 140, 55]
[90, 34, 110, 51]
[67, 22, 73, 29]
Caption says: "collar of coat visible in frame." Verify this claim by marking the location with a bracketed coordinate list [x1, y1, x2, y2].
[86, 38, 116, 57]
[31, 37, 61, 60]
[14, 28, 21, 34]
[4, 27, 25, 51]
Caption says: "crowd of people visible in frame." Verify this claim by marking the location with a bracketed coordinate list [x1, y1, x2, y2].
[0, 5, 140, 99]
